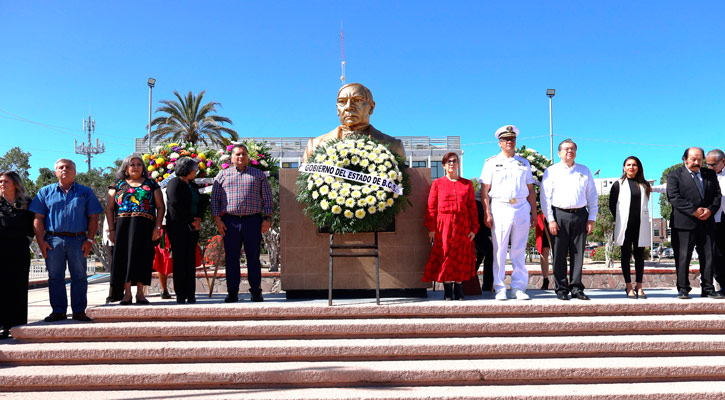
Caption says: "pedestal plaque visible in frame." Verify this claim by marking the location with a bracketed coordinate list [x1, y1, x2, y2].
[280, 168, 432, 298]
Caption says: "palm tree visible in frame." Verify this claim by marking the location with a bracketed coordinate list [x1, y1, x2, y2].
[148, 90, 239, 147]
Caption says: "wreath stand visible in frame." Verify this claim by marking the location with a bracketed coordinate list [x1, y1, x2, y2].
[328, 231, 380, 306]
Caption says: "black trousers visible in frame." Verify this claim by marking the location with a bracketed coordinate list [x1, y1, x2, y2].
[672, 225, 715, 293]
[620, 233, 645, 284]
[550, 207, 587, 294]
[474, 199, 493, 291]
[713, 221, 725, 289]
[167, 225, 199, 302]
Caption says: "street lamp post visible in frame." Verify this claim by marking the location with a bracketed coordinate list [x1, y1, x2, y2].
[147, 78, 156, 152]
[546, 89, 556, 162]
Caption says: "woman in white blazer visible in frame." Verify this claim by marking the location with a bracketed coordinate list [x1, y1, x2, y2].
[608, 156, 652, 299]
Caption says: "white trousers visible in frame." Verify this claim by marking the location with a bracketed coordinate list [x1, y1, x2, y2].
[491, 200, 531, 292]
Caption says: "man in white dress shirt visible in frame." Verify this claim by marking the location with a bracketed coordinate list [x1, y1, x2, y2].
[540, 139, 598, 300]
[480, 125, 537, 300]
[706, 148, 725, 294]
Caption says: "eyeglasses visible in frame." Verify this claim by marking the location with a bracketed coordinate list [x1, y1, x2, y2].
[446, 160, 459, 165]
[499, 137, 516, 142]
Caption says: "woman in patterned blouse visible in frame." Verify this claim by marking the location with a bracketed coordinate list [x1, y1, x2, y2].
[104, 154, 164, 305]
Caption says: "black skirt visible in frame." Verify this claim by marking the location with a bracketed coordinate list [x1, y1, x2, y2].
[111, 216, 155, 286]
[0, 237, 30, 329]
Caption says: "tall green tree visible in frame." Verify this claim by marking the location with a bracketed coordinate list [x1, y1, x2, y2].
[148, 90, 239, 147]
[0, 147, 31, 180]
[659, 162, 682, 220]
[591, 194, 615, 267]
[0, 147, 34, 193]
[33, 168, 56, 194]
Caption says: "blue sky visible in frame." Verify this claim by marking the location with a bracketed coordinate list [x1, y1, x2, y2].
[1, 1, 724, 216]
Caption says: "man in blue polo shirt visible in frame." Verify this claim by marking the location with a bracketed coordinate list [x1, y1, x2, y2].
[29, 159, 103, 322]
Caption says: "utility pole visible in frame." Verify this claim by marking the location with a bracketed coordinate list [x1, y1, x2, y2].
[74, 114, 105, 172]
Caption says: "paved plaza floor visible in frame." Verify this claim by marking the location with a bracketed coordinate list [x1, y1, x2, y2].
[26, 274, 700, 324]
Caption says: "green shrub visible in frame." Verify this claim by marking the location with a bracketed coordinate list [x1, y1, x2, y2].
[592, 246, 622, 261]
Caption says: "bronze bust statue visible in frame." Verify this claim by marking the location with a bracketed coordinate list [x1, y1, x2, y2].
[303, 83, 406, 160]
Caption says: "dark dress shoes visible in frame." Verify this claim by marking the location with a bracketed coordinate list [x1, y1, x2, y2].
[541, 278, 550, 290]
[72, 312, 92, 322]
[701, 292, 725, 299]
[0, 329, 10, 339]
[224, 294, 239, 303]
[136, 298, 151, 305]
[556, 292, 569, 301]
[161, 290, 172, 299]
[250, 290, 264, 302]
[187, 297, 196, 304]
[44, 312, 67, 322]
[677, 290, 691, 299]
[572, 292, 591, 300]
[119, 299, 133, 305]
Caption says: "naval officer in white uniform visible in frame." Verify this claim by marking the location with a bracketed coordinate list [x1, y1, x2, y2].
[480, 125, 537, 300]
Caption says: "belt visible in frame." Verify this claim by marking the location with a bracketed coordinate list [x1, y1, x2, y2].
[225, 214, 260, 219]
[553, 206, 586, 214]
[46, 231, 87, 237]
[492, 197, 527, 204]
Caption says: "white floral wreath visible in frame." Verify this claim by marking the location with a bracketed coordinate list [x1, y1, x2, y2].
[297, 135, 410, 233]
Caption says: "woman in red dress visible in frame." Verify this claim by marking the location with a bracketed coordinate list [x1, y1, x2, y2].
[423, 152, 479, 300]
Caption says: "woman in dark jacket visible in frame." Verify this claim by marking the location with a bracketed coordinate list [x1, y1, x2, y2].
[165, 157, 206, 304]
[0, 171, 35, 338]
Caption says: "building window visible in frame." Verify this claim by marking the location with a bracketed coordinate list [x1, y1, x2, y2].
[282, 162, 299, 169]
[412, 161, 427, 168]
[431, 161, 444, 179]
[653, 229, 659, 236]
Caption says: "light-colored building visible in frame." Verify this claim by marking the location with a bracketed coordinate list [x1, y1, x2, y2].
[135, 136, 463, 178]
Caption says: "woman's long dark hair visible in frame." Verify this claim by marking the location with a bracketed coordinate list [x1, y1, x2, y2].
[620, 156, 651, 197]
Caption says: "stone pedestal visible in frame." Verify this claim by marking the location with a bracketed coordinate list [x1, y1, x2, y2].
[280, 168, 432, 298]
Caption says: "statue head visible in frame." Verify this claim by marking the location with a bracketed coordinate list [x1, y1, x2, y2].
[336, 83, 375, 130]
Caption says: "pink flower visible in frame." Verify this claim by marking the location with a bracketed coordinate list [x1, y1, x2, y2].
[251, 159, 259, 165]
[222, 163, 230, 169]
[206, 160, 213, 167]
[226, 144, 234, 152]
[258, 154, 265, 159]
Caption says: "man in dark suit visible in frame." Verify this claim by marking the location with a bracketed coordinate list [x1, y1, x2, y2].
[666, 147, 723, 299]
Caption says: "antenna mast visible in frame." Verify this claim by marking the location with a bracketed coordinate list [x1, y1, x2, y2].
[74, 114, 105, 172]
[340, 22, 346, 85]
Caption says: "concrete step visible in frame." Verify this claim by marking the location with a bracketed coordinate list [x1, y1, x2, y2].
[2, 334, 725, 364]
[85, 297, 725, 322]
[2, 356, 725, 391]
[6, 382, 725, 399]
[11, 314, 725, 342]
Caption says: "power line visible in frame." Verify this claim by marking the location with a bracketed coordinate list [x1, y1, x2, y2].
[0, 108, 136, 141]
[462, 135, 550, 146]
[463, 134, 685, 148]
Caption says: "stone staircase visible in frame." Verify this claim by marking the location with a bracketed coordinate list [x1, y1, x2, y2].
[3, 294, 725, 399]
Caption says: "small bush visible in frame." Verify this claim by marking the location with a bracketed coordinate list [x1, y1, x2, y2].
[592, 246, 622, 261]
[593, 245, 650, 262]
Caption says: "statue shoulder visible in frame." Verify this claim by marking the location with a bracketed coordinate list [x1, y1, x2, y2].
[368, 125, 399, 143]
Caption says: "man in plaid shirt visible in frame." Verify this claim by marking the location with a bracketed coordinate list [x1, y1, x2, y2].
[211, 144, 273, 302]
